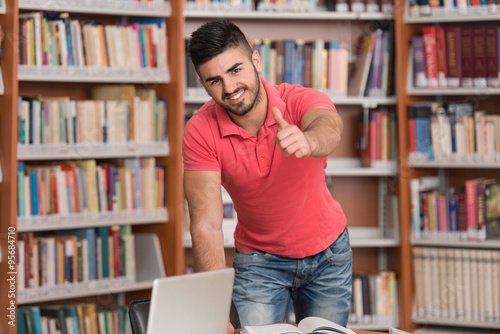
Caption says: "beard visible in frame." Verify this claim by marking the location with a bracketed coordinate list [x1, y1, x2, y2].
[221, 68, 262, 117]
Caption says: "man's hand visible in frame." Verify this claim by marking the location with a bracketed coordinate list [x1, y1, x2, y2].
[272, 107, 313, 158]
[227, 319, 235, 334]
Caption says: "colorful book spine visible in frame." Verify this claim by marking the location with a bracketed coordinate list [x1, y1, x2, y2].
[461, 27, 475, 88]
[422, 26, 439, 89]
[486, 26, 499, 87]
[444, 26, 462, 88]
[473, 26, 487, 88]
[412, 36, 427, 88]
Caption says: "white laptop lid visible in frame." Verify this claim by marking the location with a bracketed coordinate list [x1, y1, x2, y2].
[146, 268, 235, 334]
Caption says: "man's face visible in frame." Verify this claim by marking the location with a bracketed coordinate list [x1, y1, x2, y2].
[197, 47, 263, 117]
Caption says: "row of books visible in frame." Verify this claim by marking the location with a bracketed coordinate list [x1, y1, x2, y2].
[346, 28, 394, 97]
[414, 327, 500, 334]
[407, 101, 500, 163]
[328, 0, 394, 13]
[410, 175, 500, 242]
[17, 87, 167, 147]
[358, 109, 398, 168]
[413, 247, 500, 324]
[185, 0, 394, 13]
[18, 226, 135, 292]
[17, 158, 164, 217]
[19, 11, 167, 70]
[186, 28, 394, 98]
[18, 303, 131, 334]
[412, 25, 500, 90]
[408, 0, 500, 17]
[350, 271, 398, 325]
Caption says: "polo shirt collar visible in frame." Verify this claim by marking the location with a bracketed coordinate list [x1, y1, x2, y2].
[215, 77, 287, 138]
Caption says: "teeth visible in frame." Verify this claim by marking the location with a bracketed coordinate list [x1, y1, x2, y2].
[228, 90, 243, 100]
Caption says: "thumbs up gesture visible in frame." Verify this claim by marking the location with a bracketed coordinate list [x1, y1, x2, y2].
[272, 107, 312, 158]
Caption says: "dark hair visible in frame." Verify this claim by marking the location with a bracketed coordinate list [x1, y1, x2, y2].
[188, 19, 253, 69]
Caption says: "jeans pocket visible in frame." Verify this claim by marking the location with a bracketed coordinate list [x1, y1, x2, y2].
[234, 250, 274, 266]
[323, 229, 352, 263]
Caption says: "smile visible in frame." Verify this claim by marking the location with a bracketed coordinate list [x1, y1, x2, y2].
[227, 90, 244, 100]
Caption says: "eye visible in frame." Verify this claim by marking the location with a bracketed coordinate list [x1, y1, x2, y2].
[232, 68, 241, 74]
[210, 78, 220, 86]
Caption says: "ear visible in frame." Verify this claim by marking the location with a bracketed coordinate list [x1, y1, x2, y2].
[252, 50, 263, 74]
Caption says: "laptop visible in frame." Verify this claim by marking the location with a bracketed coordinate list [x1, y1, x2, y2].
[146, 267, 235, 334]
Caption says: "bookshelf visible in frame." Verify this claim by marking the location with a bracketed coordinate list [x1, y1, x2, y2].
[396, 0, 500, 331]
[184, 7, 402, 331]
[0, 0, 185, 333]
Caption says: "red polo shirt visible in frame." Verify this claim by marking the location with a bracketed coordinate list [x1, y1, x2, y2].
[183, 77, 347, 258]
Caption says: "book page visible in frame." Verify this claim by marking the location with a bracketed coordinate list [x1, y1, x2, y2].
[297, 317, 356, 334]
[240, 323, 302, 334]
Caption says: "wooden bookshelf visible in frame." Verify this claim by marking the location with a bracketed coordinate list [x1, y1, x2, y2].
[0, 1, 185, 333]
[0, 1, 19, 332]
[395, 0, 500, 331]
[184, 8, 402, 332]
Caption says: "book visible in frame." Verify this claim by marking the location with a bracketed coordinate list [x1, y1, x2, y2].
[411, 36, 427, 88]
[348, 32, 376, 97]
[367, 29, 384, 97]
[473, 26, 487, 88]
[410, 176, 440, 239]
[461, 27, 474, 88]
[444, 26, 462, 88]
[240, 316, 356, 334]
[485, 180, 500, 239]
[486, 26, 499, 87]
[422, 26, 439, 89]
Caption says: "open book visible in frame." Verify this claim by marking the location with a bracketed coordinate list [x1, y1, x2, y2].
[240, 316, 356, 334]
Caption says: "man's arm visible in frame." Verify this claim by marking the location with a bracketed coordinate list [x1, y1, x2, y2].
[184, 170, 226, 271]
[273, 106, 343, 158]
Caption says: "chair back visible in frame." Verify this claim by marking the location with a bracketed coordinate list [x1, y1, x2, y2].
[128, 299, 151, 334]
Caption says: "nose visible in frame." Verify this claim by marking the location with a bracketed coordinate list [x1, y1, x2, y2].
[222, 77, 238, 96]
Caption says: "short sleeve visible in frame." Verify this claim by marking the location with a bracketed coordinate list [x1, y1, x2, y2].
[182, 115, 221, 172]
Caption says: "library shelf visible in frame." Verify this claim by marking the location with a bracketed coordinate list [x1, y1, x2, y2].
[18, 66, 170, 84]
[185, 89, 398, 106]
[411, 238, 500, 249]
[184, 8, 394, 21]
[348, 227, 400, 248]
[325, 158, 398, 177]
[18, 142, 169, 161]
[184, 226, 400, 249]
[411, 316, 500, 330]
[408, 160, 500, 169]
[406, 87, 500, 97]
[0, 0, 184, 332]
[17, 208, 168, 232]
[404, 10, 500, 24]
[18, 278, 154, 305]
[405, 45, 500, 96]
[396, 0, 500, 331]
[18, 0, 171, 17]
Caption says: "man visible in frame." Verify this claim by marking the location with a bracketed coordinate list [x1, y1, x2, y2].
[183, 19, 352, 334]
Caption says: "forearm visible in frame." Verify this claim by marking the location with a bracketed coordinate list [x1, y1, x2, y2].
[190, 221, 226, 272]
[303, 110, 343, 157]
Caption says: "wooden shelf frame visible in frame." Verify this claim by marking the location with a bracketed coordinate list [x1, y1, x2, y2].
[18, 0, 171, 17]
[395, 0, 500, 331]
[0, 1, 185, 332]
[184, 8, 394, 20]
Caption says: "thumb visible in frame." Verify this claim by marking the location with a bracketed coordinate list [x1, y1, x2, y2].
[272, 107, 288, 129]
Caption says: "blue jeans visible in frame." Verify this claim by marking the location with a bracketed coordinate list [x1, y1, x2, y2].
[232, 228, 352, 327]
